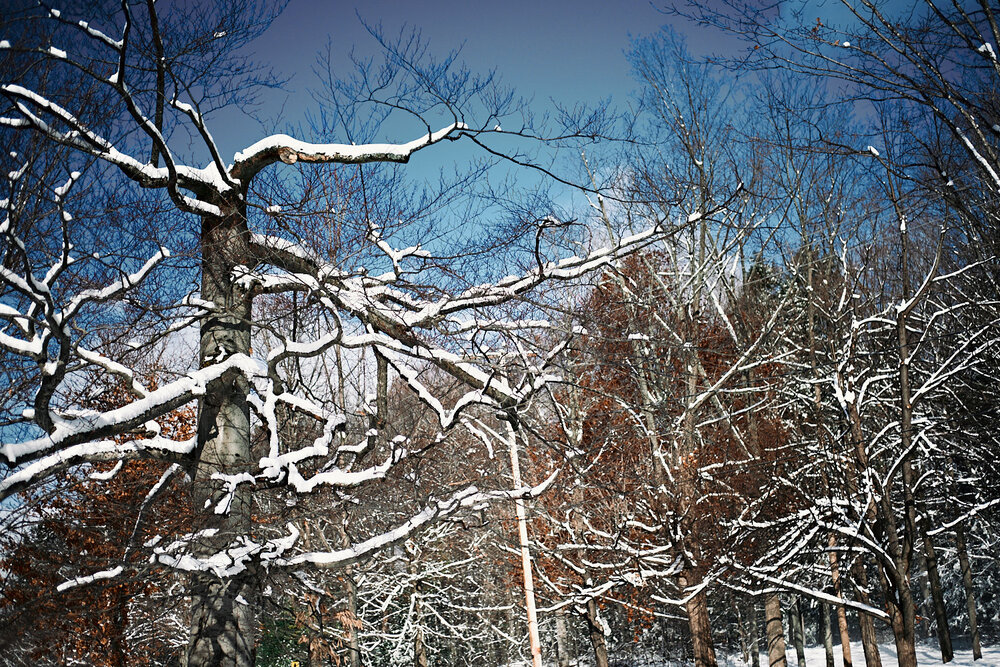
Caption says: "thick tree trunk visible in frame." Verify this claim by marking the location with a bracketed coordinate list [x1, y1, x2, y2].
[585, 599, 610, 667]
[764, 593, 787, 667]
[685, 588, 718, 667]
[788, 597, 806, 667]
[920, 525, 953, 662]
[819, 603, 834, 667]
[187, 210, 256, 666]
[955, 524, 982, 660]
[888, 589, 918, 667]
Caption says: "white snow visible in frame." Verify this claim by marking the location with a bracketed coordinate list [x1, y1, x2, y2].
[232, 122, 468, 166]
[787, 640, 996, 667]
[867, 146, 880, 157]
[48, 46, 66, 58]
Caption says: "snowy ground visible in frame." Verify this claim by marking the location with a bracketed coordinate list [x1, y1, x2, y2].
[509, 640, 997, 667]
[787, 640, 997, 667]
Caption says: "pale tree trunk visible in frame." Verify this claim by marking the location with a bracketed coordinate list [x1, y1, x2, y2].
[819, 603, 834, 667]
[788, 597, 806, 667]
[920, 525, 953, 662]
[955, 525, 982, 660]
[764, 593, 788, 667]
[187, 209, 257, 667]
[584, 599, 610, 667]
[555, 607, 572, 667]
[505, 419, 543, 667]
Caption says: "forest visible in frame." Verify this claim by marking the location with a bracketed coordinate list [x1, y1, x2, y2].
[1, 1, 999, 666]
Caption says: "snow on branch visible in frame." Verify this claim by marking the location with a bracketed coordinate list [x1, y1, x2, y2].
[231, 122, 468, 180]
[0, 353, 264, 467]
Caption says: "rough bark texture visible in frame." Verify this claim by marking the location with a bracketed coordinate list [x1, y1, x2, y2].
[851, 563, 883, 667]
[955, 524, 983, 660]
[789, 597, 806, 667]
[921, 525, 953, 662]
[820, 603, 834, 667]
[750, 599, 762, 667]
[686, 588, 718, 667]
[764, 593, 787, 667]
[187, 209, 256, 667]
[827, 542, 853, 667]
[888, 590, 918, 667]
[555, 608, 572, 667]
[585, 599, 610, 667]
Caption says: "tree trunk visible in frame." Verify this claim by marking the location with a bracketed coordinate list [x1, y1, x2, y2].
[888, 588, 918, 667]
[850, 562, 882, 667]
[955, 524, 982, 660]
[686, 588, 718, 667]
[788, 597, 806, 667]
[827, 540, 853, 667]
[750, 599, 762, 667]
[585, 599, 610, 667]
[921, 525, 953, 662]
[737, 604, 751, 666]
[819, 603, 834, 667]
[414, 624, 429, 667]
[555, 607, 572, 667]
[915, 549, 933, 639]
[187, 209, 256, 666]
[764, 593, 787, 667]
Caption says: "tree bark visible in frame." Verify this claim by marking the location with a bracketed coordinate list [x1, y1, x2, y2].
[750, 598, 762, 667]
[585, 599, 610, 667]
[819, 603, 834, 667]
[887, 588, 918, 667]
[408, 560, 427, 667]
[737, 604, 751, 666]
[850, 562, 882, 667]
[955, 524, 982, 660]
[788, 597, 806, 667]
[920, 525, 953, 662]
[187, 209, 256, 667]
[764, 592, 788, 667]
[555, 607, 572, 667]
[827, 541, 853, 667]
[686, 587, 718, 667]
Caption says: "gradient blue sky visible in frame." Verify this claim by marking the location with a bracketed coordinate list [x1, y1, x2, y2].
[209, 0, 680, 158]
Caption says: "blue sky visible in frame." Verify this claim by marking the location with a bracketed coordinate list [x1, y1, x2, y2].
[208, 0, 676, 160]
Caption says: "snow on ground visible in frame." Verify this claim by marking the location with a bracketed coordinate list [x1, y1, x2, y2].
[790, 640, 998, 667]
[509, 640, 997, 667]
